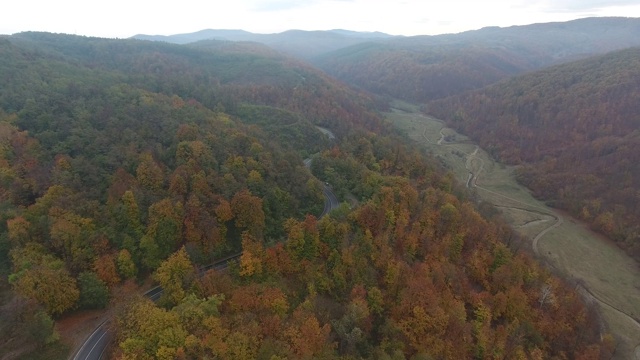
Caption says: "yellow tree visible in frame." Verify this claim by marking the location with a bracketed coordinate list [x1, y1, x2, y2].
[117, 249, 137, 279]
[7, 216, 31, 246]
[136, 152, 164, 191]
[49, 207, 95, 272]
[9, 243, 79, 315]
[239, 232, 264, 278]
[121, 190, 143, 238]
[153, 247, 196, 306]
[215, 199, 233, 223]
[117, 297, 188, 359]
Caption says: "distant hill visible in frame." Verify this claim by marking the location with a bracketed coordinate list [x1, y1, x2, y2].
[0, 31, 609, 360]
[132, 28, 394, 59]
[133, 18, 640, 102]
[314, 17, 640, 102]
[8, 32, 385, 135]
[133, 29, 259, 44]
[427, 46, 640, 260]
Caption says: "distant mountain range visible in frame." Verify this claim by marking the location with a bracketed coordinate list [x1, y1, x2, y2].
[132, 29, 395, 59]
[314, 17, 640, 102]
[134, 17, 640, 101]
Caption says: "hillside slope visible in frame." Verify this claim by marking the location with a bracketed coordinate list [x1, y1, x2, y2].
[427, 46, 640, 260]
[7, 32, 387, 135]
[315, 17, 640, 102]
[0, 33, 610, 359]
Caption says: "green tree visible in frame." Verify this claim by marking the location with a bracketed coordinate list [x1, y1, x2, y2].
[117, 249, 138, 279]
[136, 152, 164, 191]
[28, 309, 60, 347]
[141, 199, 184, 269]
[77, 271, 110, 309]
[173, 293, 223, 333]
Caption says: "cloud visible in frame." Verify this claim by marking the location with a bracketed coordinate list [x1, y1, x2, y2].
[2, 0, 640, 38]
[541, 0, 640, 12]
[250, 0, 323, 12]
[250, 0, 355, 12]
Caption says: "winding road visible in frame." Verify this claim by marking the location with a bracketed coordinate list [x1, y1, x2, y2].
[72, 131, 340, 360]
[72, 252, 244, 360]
[428, 120, 640, 359]
[459, 136, 562, 258]
[321, 185, 340, 217]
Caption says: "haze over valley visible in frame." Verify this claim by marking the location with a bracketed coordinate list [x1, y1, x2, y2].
[1, 13, 640, 360]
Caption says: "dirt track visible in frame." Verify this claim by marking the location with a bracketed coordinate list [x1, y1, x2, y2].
[432, 121, 640, 359]
[412, 115, 640, 360]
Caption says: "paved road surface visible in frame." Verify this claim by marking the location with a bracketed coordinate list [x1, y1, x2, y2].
[321, 184, 340, 217]
[72, 284, 167, 360]
[73, 157, 339, 360]
[72, 321, 110, 360]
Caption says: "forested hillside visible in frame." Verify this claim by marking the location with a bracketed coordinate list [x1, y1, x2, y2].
[0, 33, 610, 359]
[315, 17, 640, 103]
[6, 32, 386, 135]
[428, 47, 640, 261]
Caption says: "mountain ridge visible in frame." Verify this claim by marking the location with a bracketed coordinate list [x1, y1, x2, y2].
[131, 28, 394, 43]
[314, 16, 640, 102]
[131, 28, 395, 59]
[426, 46, 640, 262]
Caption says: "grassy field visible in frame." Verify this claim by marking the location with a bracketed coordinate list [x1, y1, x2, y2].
[387, 107, 640, 359]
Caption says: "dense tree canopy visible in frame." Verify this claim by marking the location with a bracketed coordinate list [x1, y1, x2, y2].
[113, 146, 610, 359]
[428, 47, 640, 261]
[0, 31, 612, 359]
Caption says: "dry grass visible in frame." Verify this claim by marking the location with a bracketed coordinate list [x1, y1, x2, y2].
[386, 110, 640, 359]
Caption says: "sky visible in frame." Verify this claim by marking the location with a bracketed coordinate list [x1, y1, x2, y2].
[3, 0, 640, 38]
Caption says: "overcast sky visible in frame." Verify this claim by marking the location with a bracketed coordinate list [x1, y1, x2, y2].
[3, 0, 640, 38]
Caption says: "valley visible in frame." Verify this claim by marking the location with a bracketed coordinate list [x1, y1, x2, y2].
[1, 22, 634, 359]
[386, 106, 640, 359]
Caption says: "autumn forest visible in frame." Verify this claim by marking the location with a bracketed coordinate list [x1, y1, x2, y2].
[1, 17, 639, 360]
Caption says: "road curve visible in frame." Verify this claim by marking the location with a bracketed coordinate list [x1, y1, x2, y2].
[72, 283, 164, 360]
[73, 157, 338, 360]
[430, 120, 640, 357]
[72, 253, 241, 360]
[72, 321, 110, 360]
[321, 184, 340, 217]
[461, 141, 562, 257]
[305, 156, 340, 217]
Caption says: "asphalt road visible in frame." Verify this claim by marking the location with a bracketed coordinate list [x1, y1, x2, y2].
[305, 155, 339, 217]
[72, 158, 338, 360]
[321, 184, 340, 217]
[72, 284, 168, 360]
[72, 321, 110, 360]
